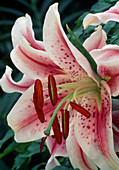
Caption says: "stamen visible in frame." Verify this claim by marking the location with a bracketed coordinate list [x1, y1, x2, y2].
[61, 109, 69, 139]
[33, 79, 45, 123]
[40, 137, 47, 152]
[70, 102, 91, 118]
[34, 79, 44, 108]
[48, 75, 58, 106]
[52, 115, 62, 144]
[44, 91, 74, 136]
[33, 94, 45, 123]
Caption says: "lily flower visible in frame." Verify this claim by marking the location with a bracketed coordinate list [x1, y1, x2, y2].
[83, 1, 119, 29]
[0, 3, 119, 170]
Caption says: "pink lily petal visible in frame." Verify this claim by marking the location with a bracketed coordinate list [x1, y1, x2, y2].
[91, 45, 119, 96]
[83, 1, 119, 28]
[74, 81, 119, 169]
[45, 158, 60, 170]
[11, 37, 65, 79]
[7, 75, 71, 142]
[0, 66, 34, 93]
[45, 134, 67, 170]
[46, 135, 67, 158]
[43, 3, 97, 81]
[66, 126, 98, 170]
[112, 110, 119, 153]
[83, 25, 107, 52]
[12, 13, 45, 51]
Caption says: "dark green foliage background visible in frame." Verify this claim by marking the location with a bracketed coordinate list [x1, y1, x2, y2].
[0, 0, 118, 169]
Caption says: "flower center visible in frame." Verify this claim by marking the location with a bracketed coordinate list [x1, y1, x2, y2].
[33, 75, 99, 144]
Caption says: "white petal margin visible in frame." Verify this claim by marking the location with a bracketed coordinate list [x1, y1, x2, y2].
[66, 126, 98, 170]
[43, 3, 98, 82]
[83, 25, 107, 52]
[0, 66, 34, 93]
[11, 37, 64, 80]
[11, 13, 45, 51]
[83, 1, 119, 28]
[45, 158, 60, 170]
[74, 81, 119, 170]
[90, 44, 119, 96]
[45, 135, 68, 170]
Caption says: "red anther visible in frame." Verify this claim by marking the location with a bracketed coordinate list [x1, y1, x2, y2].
[70, 102, 91, 118]
[52, 115, 62, 144]
[48, 75, 58, 106]
[33, 79, 45, 123]
[116, 152, 119, 158]
[61, 109, 69, 140]
[34, 79, 44, 109]
[40, 137, 47, 152]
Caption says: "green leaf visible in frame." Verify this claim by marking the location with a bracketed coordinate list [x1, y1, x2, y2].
[0, 130, 14, 149]
[66, 25, 97, 74]
[0, 141, 18, 158]
[31, 163, 46, 170]
[0, 20, 14, 26]
[19, 142, 40, 158]
[0, 7, 24, 16]
[0, 33, 11, 41]
[0, 159, 9, 170]
[59, 0, 73, 13]
[0, 93, 20, 118]
[90, 2, 112, 12]
[12, 155, 27, 170]
[62, 11, 85, 27]
[52, 166, 79, 170]
[15, 143, 29, 153]
[103, 21, 116, 34]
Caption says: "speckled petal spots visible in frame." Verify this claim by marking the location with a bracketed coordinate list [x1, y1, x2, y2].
[48, 75, 58, 106]
[74, 81, 119, 169]
[52, 115, 62, 144]
[43, 3, 89, 81]
[40, 136, 47, 152]
[70, 102, 91, 118]
[61, 109, 69, 139]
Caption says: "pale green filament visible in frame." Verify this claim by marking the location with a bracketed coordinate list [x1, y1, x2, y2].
[44, 77, 99, 136]
[63, 96, 72, 110]
[44, 91, 74, 135]
[44, 97, 50, 102]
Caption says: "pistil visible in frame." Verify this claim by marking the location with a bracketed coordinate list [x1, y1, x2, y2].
[44, 91, 74, 136]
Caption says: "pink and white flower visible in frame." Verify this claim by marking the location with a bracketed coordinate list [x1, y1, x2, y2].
[0, 3, 119, 170]
[83, 1, 119, 29]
